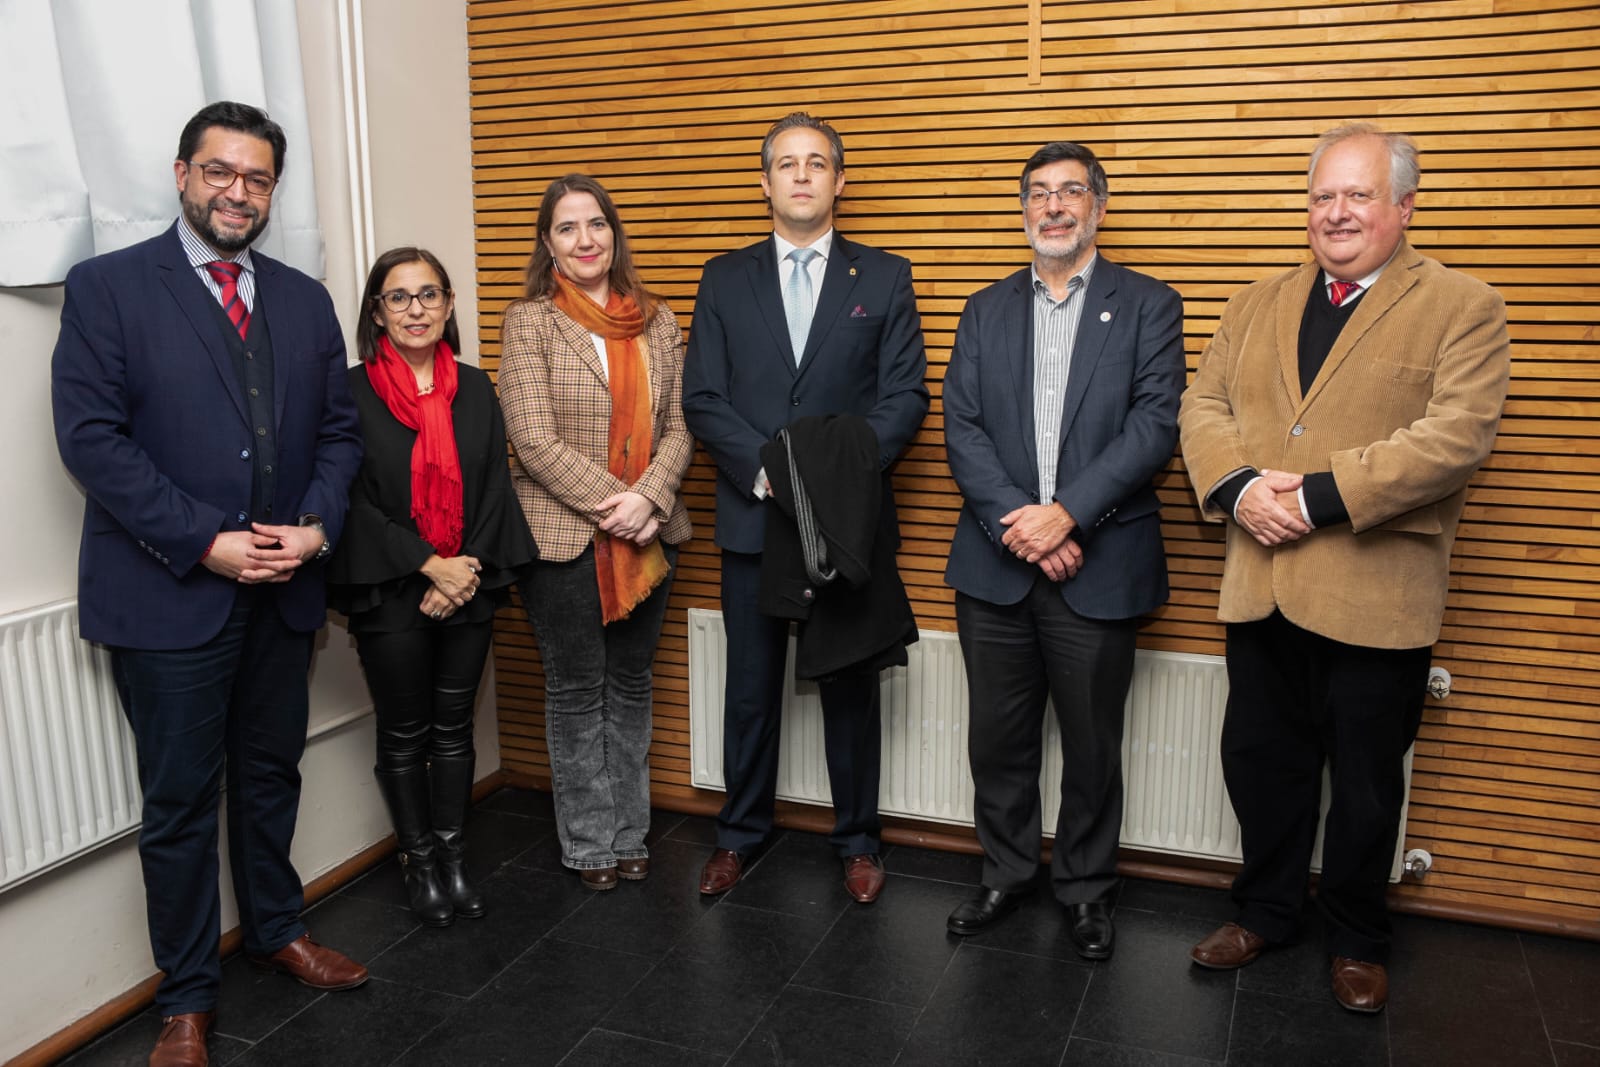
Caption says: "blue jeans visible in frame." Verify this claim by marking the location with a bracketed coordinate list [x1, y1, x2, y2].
[111, 589, 312, 1014]
[520, 544, 677, 870]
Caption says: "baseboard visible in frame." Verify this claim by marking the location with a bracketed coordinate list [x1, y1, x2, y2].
[9, 770, 511, 1067]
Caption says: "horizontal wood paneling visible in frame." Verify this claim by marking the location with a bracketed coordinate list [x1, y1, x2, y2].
[469, 0, 1600, 933]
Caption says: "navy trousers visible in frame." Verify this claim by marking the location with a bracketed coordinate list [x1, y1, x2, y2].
[112, 589, 312, 1014]
[715, 549, 882, 858]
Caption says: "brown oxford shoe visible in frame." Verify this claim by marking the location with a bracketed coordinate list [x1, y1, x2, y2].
[617, 856, 650, 881]
[580, 865, 619, 891]
[1190, 922, 1269, 970]
[149, 1011, 211, 1067]
[699, 848, 744, 895]
[1331, 956, 1389, 1013]
[843, 853, 886, 904]
[248, 934, 368, 991]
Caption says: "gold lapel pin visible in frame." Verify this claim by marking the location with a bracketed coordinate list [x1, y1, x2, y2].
[849, 267, 857, 276]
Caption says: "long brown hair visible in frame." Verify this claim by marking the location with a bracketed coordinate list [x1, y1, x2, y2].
[522, 173, 656, 317]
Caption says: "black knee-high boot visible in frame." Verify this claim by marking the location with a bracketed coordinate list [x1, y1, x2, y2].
[376, 766, 453, 926]
[430, 754, 486, 918]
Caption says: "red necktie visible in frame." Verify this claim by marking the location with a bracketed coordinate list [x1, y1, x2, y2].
[1329, 280, 1362, 307]
[205, 261, 251, 340]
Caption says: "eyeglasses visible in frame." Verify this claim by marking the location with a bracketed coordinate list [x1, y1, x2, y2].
[185, 160, 277, 197]
[377, 286, 451, 312]
[1024, 184, 1094, 207]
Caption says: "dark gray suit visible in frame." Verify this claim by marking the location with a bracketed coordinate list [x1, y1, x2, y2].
[943, 255, 1183, 900]
[683, 232, 928, 857]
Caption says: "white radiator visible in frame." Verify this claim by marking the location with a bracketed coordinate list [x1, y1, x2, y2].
[0, 600, 141, 892]
[687, 608, 1410, 877]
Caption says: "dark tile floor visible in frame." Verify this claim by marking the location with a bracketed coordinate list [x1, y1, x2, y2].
[64, 788, 1600, 1066]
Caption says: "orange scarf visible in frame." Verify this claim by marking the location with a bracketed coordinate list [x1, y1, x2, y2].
[551, 272, 670, 623]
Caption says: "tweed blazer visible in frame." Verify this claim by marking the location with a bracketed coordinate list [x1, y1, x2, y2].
[1178, 242, 1510, 649]
[499, 295, 693, 562]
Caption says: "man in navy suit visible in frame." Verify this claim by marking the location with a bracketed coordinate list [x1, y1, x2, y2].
[52, 101, 366, 1067]
[683, 112, 928, 904]
[941, 142, 1184, 958]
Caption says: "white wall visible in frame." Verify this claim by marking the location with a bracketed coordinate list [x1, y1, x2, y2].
[0, 3, 486, 1059]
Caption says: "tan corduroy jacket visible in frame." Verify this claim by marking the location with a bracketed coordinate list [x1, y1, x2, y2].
[499, 295, 693, 562]
[1178, 243, 1510, 649]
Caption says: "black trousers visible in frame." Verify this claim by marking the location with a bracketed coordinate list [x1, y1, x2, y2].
[353, 619, 493, 774]
[112, 589, 312, 1014]
[955, 582, 1137, 904]
[715, 549, 882, 857]
[1222, 611, 1429, 963]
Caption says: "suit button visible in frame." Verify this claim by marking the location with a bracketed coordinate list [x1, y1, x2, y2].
[240, 449, 250, 459]
[1291, 424, 1305, 436]
[237, 511, 248, 523]
[791, 397, 801, 406]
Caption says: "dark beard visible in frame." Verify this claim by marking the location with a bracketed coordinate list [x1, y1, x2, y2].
[183, 194, 266, 254]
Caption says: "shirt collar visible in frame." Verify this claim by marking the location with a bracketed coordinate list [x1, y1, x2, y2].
[1030, 254, 1096, 302]
[774, 228, 835, 263]
[1323, 248, 1396, 296]
[177, 214, 254, 273]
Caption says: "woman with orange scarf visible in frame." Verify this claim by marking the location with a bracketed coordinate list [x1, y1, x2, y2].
[500, 175, 693, 890]
[329, 248, 536, 925]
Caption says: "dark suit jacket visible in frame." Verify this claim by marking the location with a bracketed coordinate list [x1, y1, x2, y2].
[327, 362, 537, 633]
[682, 233, 929, 554]
[52, 223, 363, 649]
[943, 256, 1185, 620]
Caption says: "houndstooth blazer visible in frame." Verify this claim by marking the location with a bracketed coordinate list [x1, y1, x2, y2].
[499, 294, 693, 562]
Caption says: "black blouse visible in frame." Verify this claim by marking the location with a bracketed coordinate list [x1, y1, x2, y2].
[327, 361, 537, 634]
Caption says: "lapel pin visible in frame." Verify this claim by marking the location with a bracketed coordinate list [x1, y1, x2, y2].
[1100, 310, 1112, 322]
[849, 267, 857, 276]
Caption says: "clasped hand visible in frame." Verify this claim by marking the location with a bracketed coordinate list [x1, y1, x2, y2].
[419, 554, 482, 620]
[1235, 469, 1311, 547]
[202, 522, 325, 583]
[999, 502, 1084, 582]
[597, 490, 660, 546]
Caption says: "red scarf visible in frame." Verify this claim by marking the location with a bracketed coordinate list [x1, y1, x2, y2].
[550, 272, 669, 622]
[367, 335, 464, 557]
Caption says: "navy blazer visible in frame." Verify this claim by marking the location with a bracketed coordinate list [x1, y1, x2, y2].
[682, 233, 929, 553]
[52, 224, 363, 649]
[943, 256, 1184, 620]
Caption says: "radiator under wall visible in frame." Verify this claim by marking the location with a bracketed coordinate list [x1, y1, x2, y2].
[686, 608, 1410, 878]
[0, 600, 140, 892]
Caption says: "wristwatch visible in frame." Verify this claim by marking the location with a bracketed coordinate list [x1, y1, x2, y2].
[298, 513, 333, 560]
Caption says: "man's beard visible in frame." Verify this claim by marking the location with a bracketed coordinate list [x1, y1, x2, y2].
[1029, 214, 1098, 264]
[184, 194, 266, 254]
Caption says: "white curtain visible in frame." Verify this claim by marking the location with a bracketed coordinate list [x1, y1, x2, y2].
[0, 0, 323, 286]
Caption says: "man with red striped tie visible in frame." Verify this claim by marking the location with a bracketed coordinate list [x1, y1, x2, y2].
[52, 101, 366, 1067]
[1178, 124, 1511, 1015]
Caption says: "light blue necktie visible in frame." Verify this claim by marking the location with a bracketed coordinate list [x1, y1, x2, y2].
[783, 247, 819, 364]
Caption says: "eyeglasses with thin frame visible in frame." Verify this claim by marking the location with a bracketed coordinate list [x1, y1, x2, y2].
[1024, 184, 1094, 207]
[185, 160, 277, 198]
[376, 286, 451, 313]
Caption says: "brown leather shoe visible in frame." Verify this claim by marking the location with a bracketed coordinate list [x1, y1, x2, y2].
[1331, 956, 1388, 1013]
[699, 848, 743, 895]
[843, 853, 886, 904]
[1190, 922, 1269, 969]
[617, 857, 649, 881]
[149, 1011, 211, 1067]
[248, 934, 368, 990]
[580, 865, 619, 891]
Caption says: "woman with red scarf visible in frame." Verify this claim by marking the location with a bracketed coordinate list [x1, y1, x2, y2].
[329, 248, 536, 925]
[500, 175, 693, 890]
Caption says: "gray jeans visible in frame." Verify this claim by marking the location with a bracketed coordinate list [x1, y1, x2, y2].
[520, 544, 677, 870]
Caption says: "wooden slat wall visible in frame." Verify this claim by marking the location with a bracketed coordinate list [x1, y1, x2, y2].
[467, 0, 1600, 931]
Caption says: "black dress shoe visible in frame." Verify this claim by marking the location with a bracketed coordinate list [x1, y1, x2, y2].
[947, 887, 1029, 935]
[1068, 901, 1114, 960]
